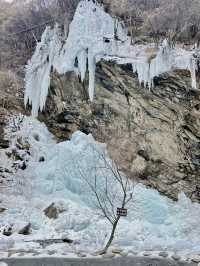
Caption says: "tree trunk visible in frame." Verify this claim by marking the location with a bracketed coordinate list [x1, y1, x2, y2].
[100, 216, 121, 255]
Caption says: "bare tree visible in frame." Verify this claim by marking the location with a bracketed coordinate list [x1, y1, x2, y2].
[77, 145, 134, 254]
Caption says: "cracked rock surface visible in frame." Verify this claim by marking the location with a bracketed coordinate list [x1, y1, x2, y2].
[38, 61, 200, 202]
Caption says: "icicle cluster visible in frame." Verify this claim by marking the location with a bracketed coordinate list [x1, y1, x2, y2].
[25, 25, 62, 117]
[25, 0, 198, 117]
[131, 40, 197, 89]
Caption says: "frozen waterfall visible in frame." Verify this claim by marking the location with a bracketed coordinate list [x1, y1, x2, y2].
[2, 116, 200, 253]
[25, 0, 198, 116]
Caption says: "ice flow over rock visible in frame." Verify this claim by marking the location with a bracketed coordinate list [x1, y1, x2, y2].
[24, 0, 198, 117]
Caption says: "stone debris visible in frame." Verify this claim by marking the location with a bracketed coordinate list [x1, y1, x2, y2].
[76, 252, 87, 258]
[44, 203, 59, 219]
[18, 223, 31, 235]
[143, 251, 152, 256]
[120, 251, 128, 257]
[0, 208, 6, 213]
[171, 254, 181, 261]
[191, 256, 200, 263]
[112, 248, 124, 254]
[159, 251, 168, 258]
[102, 253, 115, 259]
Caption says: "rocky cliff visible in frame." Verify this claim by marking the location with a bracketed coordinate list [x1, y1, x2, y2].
[1, 61, 200, 202]
[36, 61, 200, 202]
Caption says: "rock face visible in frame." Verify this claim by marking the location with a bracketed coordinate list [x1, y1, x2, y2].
[0, 70, 23, 151]
[43, 202, 66, 219]
[44, 203, 59, 219]
[39, 61, 200, 202]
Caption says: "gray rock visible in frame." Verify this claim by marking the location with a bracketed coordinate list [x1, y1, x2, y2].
[0, 208, 6, 213]
[112, 248, 123, 254]
[159, 251, 168, 258]
[172, 254, 181, 261]
[102, 253, 115, 259]
[77, 253, 87, 258]
[191, 256, 200, 263]
[3, 226, 12, 237]
[143, 251, 151, 257]
[48, 251, 56, 255]
[120, 251, 128, 257]
[18, 223, 31, 235]
[44, 203, 59, 219]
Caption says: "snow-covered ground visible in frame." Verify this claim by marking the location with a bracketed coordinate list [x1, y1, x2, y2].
[1, 115, 200, 258]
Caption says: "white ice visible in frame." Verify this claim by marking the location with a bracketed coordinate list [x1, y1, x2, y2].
[24, 0, 198, 117]
[24, 25, 62, 117]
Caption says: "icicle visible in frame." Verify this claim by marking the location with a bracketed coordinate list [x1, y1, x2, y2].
[190, 57, 197, 90]
[24, 1, 199, 117]
[88, 50, 96, 101]
[78, 49, 87, 82]
[24, 25, 62, 117]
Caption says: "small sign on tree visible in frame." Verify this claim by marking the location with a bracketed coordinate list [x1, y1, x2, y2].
[117, 208, 127, 217]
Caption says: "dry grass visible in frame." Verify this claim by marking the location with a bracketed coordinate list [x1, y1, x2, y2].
[0, 70, 21, 109]
[0, 70, 20, 93]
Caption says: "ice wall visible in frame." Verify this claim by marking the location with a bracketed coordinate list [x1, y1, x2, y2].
[25, 0, 198, 117]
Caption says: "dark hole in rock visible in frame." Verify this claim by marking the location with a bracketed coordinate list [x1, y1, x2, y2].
[153, 76, 161, 86]
[120, 63, 133, 72]
[104, 38, 110, 43]
[39, 156, 45, 162]
[74, 57, 78, 68]
[195, 104, 200, 111]
[21, 162, 27, 170]
[62, 237, 73, 244]
[138, 150, 150, 161]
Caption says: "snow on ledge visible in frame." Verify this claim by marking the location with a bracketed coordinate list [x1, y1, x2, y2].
[24, 0, 198, 117]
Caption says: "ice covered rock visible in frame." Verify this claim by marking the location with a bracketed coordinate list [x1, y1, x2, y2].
[159, 251, 168, 258]
[132, 40, 197, 90]
[18, 223, 31, 235]
[171, 254, 181, 261]
[24, 0, 198, 117]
